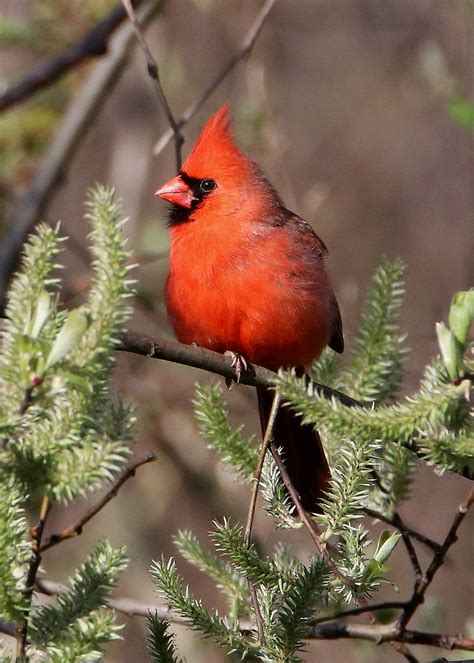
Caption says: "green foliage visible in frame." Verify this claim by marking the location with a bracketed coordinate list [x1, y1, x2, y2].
[174, 529, 249, 620]
[0, 186, 134, 501]
[30, 541, 126, 647]
[147, 614, 184, 663]
[337, 257, 407, 402]
[149, 259, 473, 661]
[316, 438, 377, 539]
[448, 97, 474, 131]
[150, 557, 251, 658]
[38, 611, 121, 663]
[0, 479, 30, 623]
[257, 560, 327, 663]
[275, 368, 470, 475]
[194, 384, 257, 482]
[0, 186, 133, 657]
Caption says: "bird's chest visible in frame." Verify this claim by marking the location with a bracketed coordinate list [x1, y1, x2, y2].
[165, 227, 251, 351]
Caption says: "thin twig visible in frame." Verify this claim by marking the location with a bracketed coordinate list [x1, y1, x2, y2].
[0, 1, 145, 112]
[392, 512, 422, 587]
[121, 0, 183, 169]
[16, 496, 52, 661]
[310, 601, 407, 625]
[244, 392, 281, 545]
[40, 452, 156, 552]
[243, 391, 281, 645]
[363, 507, 442, 553]
[398, 486, 474, 631]
[269, 442, 357, 591]
[152, 0, 276, 156]
[0, 1, 162, 300]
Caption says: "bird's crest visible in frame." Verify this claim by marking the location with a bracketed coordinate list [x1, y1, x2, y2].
[182, 103, 253, 181]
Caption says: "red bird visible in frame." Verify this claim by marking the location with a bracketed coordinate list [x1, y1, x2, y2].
[156, 104, 343, 511]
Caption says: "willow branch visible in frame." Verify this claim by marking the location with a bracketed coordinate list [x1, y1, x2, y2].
[121, 0, 183, 169]
[244, 391, 281, 645]
[35, 578, 191, 626]
[363, 507, 442, 553]
[0, 0, 145, 112]
[116, 330, 364, 407]
[40, 452, 156, 552]
[306, 620, 474, 650]
[33, 579, 474, 653]
[117, 330, 474, 480]
[0, 0, 162, 300]
[17, 496, 52, 660]
[153, 0, 275, 156]
[398, 486, 474, 630]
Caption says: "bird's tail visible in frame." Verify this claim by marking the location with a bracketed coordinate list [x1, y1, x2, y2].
[257, 384, 331, 513]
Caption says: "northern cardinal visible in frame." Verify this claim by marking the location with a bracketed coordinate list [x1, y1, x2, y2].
[155, 104, 343, 512]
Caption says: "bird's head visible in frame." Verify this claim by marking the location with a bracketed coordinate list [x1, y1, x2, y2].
[155, 103, 279, 226]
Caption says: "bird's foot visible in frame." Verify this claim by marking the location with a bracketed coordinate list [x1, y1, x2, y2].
[224, 351, 248, 389]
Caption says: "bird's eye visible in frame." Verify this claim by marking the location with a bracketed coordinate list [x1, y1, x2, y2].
[200, 178, 216, 193]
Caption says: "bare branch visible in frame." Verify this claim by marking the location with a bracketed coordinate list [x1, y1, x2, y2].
[0, 0, 145, 112]
[40, 452, 156, 552]
[392, 512, 422, 587]
[117, 330, 364, 407]
[398, 486, 474, 630]
[17, 496, 52, 659]
[121, 0, 183, 169]
[0, 1, 163, 301]
[363, 507, 442, 553]
[152, 0, 276, 157]
[306, 620, 474, 651]
[244, 391, 281, 645]
[310, 601, 407, 624]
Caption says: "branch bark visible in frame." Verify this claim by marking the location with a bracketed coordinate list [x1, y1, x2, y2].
[116, 330, 364, 407]
[17, 496, 52, 660]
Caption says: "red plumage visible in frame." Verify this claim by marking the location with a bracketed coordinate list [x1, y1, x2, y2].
[156, 104, 343, 512]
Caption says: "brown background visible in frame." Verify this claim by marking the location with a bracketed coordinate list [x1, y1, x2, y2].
[1, 1, 473, 661]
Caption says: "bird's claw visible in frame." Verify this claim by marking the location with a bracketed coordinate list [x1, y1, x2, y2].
[224, 351, 248, 389]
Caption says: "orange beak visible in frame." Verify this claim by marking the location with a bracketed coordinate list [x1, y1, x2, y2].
[155, 175, 195, 209]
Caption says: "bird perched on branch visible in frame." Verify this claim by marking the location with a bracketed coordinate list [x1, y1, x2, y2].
[155, 104, 343, 512]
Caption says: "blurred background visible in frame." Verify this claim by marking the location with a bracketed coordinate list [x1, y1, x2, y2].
[1, 0, 473, 660]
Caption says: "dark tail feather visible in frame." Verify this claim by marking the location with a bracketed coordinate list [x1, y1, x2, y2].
[257, 385, 330, 513]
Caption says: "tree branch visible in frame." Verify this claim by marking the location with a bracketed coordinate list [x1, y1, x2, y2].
[398, 486, 474, 630]
[17, 495, 52, 660]
[0, 0, 163, 303]
[121, 0, 183, 169]
[0, 0, 145, 112]
[116, 330, 364, 406]
[152, 0, 276, 157]
[116, 330, 474, 480]
[306, 620, 474, 650]
[244, 391, 281, 645]
[32, 578, 474, 654]
[363, 507, 442, 553]
[40, 452, 156, 552]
